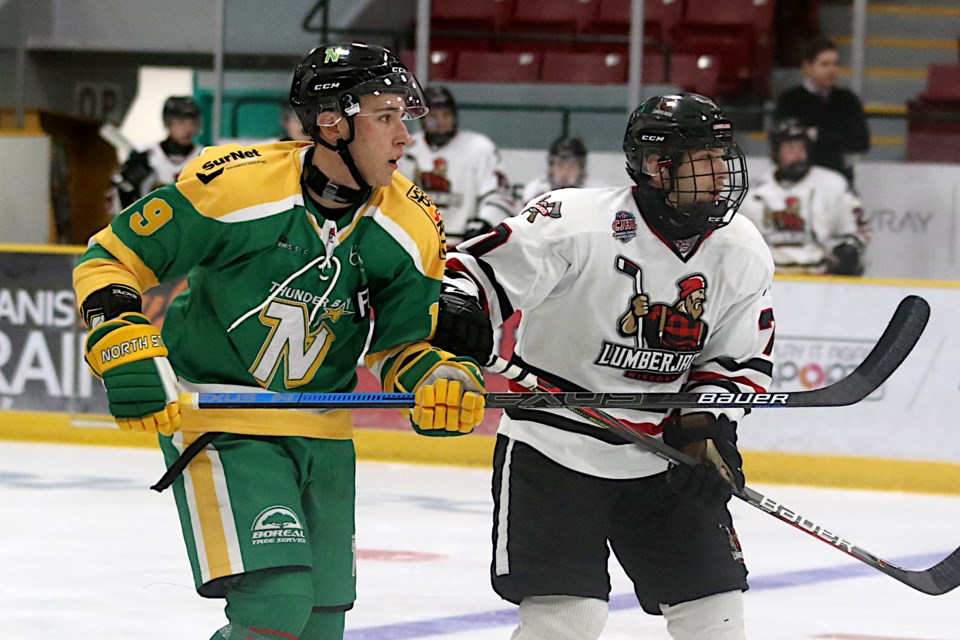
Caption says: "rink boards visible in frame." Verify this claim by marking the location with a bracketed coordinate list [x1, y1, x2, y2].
[1, 245, 959, 494]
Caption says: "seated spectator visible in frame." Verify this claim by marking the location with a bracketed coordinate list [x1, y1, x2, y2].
[775, 37, 870, 185]
[739, 119, 868, 275]
[399, 86, 513, 244]
[521, 136, 594, 202]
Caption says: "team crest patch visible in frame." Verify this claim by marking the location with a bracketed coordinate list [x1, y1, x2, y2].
[612, 210, 637, 243]
[524, 196, 561, 223]
[596, 262, 709, 383]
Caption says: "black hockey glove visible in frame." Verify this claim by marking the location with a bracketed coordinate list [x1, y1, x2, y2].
[662, 413, 744, 509]
[117, 151, 152, 208]
[431, 283, 494, 366]
[120, 151, 152, 189]
[828, 242, 864, 276]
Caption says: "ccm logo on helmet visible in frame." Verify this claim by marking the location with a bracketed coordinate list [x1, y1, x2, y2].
[640, 134, 666, 142]
[312, 82, 341, 91]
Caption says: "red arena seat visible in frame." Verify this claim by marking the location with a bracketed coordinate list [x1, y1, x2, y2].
[540, 51, 628, 84]
[454, 50, 542, 82]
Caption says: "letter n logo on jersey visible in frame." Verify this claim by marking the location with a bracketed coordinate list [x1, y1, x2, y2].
[250, 300, 335, 387]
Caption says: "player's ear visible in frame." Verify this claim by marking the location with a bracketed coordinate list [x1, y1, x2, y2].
[316, 110, 347, 144]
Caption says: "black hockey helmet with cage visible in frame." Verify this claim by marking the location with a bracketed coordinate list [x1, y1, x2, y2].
[422, 85, 458, 147]
[769, 118, 812, 182]
[162, 96, 200, 124]
[289, 42, 427, 144]
[624, 92, 748, 239]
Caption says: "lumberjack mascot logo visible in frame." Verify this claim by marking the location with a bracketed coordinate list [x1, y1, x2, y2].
[594, 255, 708, 382]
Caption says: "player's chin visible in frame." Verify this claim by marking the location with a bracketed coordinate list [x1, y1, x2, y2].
[369, 165, 396, 188]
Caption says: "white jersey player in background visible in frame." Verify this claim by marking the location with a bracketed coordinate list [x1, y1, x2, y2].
[431, 93, 776, 640]
[109, 96, 203, 214]
[738, 118, 868, 275]
[399, 85, 514, 244]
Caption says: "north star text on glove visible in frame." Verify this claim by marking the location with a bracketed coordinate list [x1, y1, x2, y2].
[100, 335, 165, 363]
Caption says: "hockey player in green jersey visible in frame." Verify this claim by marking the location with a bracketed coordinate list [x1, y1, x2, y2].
[73, 43, 485, 640]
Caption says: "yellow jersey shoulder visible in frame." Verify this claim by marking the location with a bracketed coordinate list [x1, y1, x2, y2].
[372, 172, 447, 255]
[176, 141, 310, 220]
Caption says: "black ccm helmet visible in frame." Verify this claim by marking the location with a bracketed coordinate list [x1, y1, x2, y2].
[289, 43, 427, 195]
[549, 136, 587, 166]
[624, 93, 748, 239]
[162, 96, 200, 125]
[422, 85, 458, 146]
[769, 118, 812, 182]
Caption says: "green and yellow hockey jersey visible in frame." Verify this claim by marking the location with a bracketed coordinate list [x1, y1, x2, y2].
[75, 141, 446, 438]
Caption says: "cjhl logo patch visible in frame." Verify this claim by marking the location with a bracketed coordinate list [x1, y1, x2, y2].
[612, 210, 637, 243]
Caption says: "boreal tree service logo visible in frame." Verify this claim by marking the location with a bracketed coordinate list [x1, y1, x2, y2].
[251, 506, 307, 545]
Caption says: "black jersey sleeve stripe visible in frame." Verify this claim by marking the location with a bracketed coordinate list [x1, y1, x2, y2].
[682, 378, 744, 395]
[704, 355, 774, 377]
[474, 255, 515, 322]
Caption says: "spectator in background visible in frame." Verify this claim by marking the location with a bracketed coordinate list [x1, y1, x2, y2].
[399, 85, 513, 244]
[739, 118, 868, 275]
[279, 103, 311, 141]
[110, 96, 202, 213]
[775, 37, 870, 185]
[521, 135, 593, 202]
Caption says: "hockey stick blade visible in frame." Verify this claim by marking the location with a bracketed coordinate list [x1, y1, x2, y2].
[181, 296, 929, 411]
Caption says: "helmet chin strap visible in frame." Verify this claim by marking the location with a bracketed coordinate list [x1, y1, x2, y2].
[305, 117, 372, 205]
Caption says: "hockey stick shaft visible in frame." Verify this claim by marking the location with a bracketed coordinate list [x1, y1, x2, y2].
[491, 355, 960, 596]
[180, 295, 930, 411]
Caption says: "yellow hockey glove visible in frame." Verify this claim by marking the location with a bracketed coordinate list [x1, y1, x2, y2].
[413, 374, 486, 435]
[84, 312, 181, 435]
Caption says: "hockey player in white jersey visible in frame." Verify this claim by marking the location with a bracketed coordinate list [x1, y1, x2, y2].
[110, 96, 203, 213]
[399, 85, 513, 244]
[739, 118, 867, 275]
[432, 93, 776, 640]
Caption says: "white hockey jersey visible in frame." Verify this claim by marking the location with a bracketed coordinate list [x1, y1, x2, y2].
[448, 187, 776, 480]
[110, 141, 202, 215]
[399, 130, 513, 243]
[738, 165, 866, 273]
[520, 176, 606, 204]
